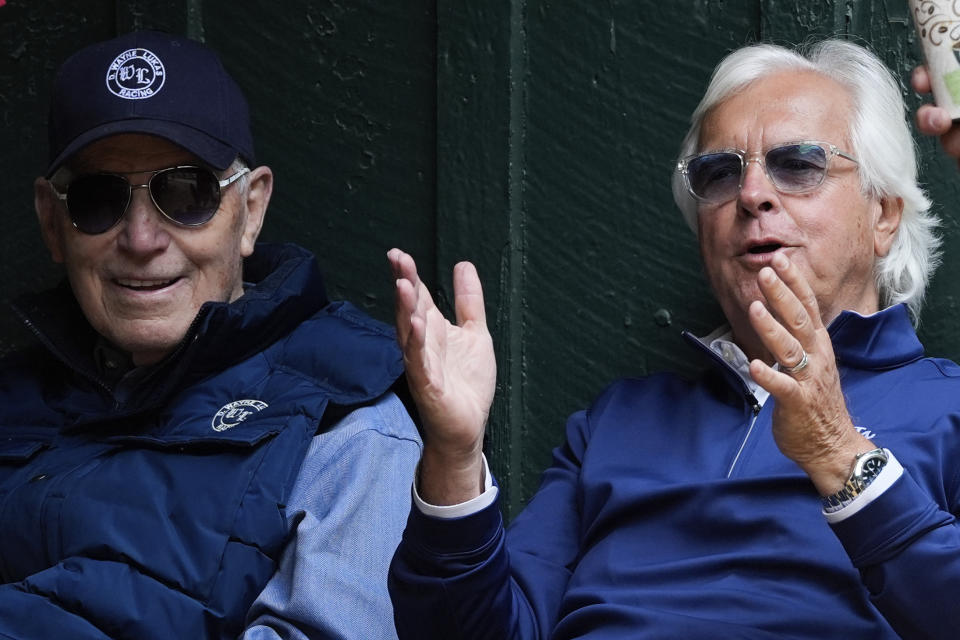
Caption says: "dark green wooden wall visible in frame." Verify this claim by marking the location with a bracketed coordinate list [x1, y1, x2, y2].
[3, 1, 959, 517]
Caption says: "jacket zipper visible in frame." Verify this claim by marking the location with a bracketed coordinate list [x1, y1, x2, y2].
[19, 316, 114, 400]
[18, 306, 206, 415]
[681, 332, 766, 478]
[727, 395, 762, 478]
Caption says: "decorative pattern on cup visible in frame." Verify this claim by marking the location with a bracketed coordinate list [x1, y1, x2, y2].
[911, 0, 960, 119]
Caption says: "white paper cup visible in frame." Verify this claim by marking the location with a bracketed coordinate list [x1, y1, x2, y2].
[910, 0, 960, 120]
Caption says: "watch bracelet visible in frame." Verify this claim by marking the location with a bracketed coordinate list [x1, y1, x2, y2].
[821, 447, 888, 512]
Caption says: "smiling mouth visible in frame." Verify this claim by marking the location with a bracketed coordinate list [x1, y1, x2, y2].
[115, 277, 180, 291]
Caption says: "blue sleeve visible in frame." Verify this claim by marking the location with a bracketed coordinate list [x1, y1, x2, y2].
[831, 467, 960, 640]
[241, 392, 422, 640]
[388, 409, 590, 640]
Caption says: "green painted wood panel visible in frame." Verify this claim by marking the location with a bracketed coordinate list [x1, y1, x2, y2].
[200, 0, 437, 318]
[434, 0, 528, 509]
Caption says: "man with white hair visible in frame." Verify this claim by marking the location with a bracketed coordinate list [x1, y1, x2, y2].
[387, 39, 959, 638]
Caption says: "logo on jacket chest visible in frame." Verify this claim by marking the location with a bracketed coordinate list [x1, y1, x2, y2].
[855, 425, 878, 440]
[212, 399, 269, 432]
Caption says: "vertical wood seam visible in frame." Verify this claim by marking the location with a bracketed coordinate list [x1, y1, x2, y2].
[505, 0, 527, 518]
[186, 0, 204, 41]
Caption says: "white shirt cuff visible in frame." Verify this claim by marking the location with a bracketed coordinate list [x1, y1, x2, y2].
[413, 453, 498, 519]
[823, 449, 903, 524]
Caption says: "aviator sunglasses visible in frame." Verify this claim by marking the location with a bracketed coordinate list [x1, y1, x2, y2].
[49, 165, 250, 235]
[676, 141, 858, 204]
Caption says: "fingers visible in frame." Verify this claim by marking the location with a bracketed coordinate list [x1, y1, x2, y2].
[388, 248, 430, 346]
[916, 104, 954, 137]
[452, 261, 487, 328]
[918, 108, 960, 164]
[937, 123, 960, 161]
[910, 66, 960, 161]
[747, 253, 821, 385]
[388, 251, 489, 379]
[747, 298, 809, 400]
[911, 65, 932, 94]
[389, 248, 415, 346]
[910, 65, 953, 134]
[748, 350, 792, 397]
[389, 249, 487, 332]
[763, 252, 821, 332]
[748, 300, 808, 388]
[387, 247, 422, 290]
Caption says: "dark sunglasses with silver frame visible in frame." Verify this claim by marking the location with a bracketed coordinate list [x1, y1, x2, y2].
[49, 165, 250, 235]
[676, 141, 859, 205]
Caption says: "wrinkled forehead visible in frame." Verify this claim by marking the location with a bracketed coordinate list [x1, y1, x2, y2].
[698, 70, 854, 153]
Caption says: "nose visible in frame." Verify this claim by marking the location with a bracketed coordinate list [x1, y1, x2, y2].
[115, 185, 171, 254]
[737, 155, 780, 216]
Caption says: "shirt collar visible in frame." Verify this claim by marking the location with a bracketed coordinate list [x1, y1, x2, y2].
[692, 304, 923, 406]
[698, 326, 770, 407]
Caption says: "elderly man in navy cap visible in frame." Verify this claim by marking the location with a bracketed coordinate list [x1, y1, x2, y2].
[0, 31, 420, 639]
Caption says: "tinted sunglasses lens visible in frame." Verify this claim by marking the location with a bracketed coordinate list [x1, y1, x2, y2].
[766, 143, 827, 192]
[150, 167, 221, 226]
[686, 152, 742, 202]
[67, 174, 130, 234]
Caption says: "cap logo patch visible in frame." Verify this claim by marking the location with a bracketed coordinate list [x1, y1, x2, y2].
[105, 47, 166, 100]
[212, 399, 268, 432]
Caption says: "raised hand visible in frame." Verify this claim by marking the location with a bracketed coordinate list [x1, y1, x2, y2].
[912, 65, 960, 162]
[746, 252, 875, 496]
[388, 248, 497, 505]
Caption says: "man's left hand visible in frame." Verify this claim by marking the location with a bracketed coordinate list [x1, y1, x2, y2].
[746, 252, 874, 496]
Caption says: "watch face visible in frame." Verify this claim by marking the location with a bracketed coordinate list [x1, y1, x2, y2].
[862, 457, 884, 476]
[856, 451, 888, 488]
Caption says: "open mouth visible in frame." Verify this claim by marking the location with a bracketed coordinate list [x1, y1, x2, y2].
[747, 243, 782, 254]
[115, 277, 180, 291]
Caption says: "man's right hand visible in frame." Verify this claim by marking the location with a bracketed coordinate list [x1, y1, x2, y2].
[388, 248, 497, 505]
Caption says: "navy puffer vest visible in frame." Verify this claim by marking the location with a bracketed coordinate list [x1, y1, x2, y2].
[0, 243, 403, 639]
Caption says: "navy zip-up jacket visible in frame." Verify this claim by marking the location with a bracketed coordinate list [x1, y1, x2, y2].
[0, 243, 404, 639]
[389, 304, 960, 639]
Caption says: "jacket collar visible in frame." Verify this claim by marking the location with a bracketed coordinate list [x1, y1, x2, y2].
[826, 304, 924, 370]
[685, 303, 924, 383]
[12, 242, 328, 410]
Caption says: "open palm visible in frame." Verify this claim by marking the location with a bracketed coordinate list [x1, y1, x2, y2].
[388, 249, 497, 502]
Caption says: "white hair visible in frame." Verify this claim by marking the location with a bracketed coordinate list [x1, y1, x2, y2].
[227, 156, 250, 196]
[671, 39, 941, 321]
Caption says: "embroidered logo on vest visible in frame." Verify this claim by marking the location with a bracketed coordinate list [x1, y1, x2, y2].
[105, 47, 166, 100]
[212, 399, 269, 432]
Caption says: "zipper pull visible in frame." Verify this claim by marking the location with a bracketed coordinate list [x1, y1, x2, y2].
[746, 393, 761, 415]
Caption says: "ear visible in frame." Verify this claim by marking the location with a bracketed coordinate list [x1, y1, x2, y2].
[239, 166, 272, 258]
[35, 177, 66, 263]
[873, 196, 903, 258]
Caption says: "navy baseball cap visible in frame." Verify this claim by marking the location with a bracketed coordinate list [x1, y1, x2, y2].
[46, 30, 255, 177]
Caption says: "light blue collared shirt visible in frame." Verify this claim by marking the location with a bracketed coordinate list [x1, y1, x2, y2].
[243, 392, 422, 640]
